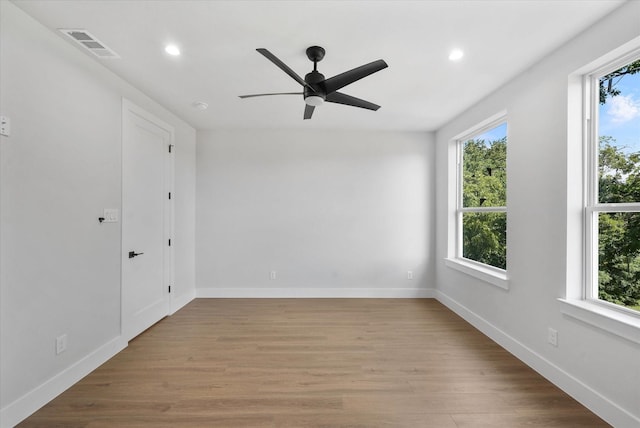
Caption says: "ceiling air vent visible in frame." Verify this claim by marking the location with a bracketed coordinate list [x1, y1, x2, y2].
[58, 29, 120, 59]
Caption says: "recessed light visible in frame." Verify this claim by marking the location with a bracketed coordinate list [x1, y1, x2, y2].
[165, 44, 181, 56]
[449, 49, 464, 61]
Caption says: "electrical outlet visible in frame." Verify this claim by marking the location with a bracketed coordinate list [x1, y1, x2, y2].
[407, 270, 413, 280]
[547, 328, 558, 347]
[270, 270, 277, 280]
[0, 116, 10, 137]
[56, 334, 67, 355]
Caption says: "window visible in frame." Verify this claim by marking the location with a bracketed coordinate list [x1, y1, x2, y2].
[456, 119, 508, 271]
[586, 53, 640, 314]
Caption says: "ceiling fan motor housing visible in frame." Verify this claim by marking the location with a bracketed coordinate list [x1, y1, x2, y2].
[304, 70, 326, 104]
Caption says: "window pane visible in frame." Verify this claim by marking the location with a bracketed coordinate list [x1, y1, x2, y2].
[598, 59, 640, 204]
[462, 212, 506, 270]
[462, 123, 507, 208]
[598, 212, 640, 311]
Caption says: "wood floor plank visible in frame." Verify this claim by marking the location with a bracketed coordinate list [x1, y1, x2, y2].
[18, 299, 609, 427]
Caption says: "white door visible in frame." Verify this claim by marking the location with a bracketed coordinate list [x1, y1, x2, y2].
[122, 99, 173, 342]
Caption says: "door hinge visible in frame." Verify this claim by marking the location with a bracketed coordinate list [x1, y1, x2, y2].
[168, 144, 174, 153]
[168, 238, 171, 246]
[168, 285, 171, 293]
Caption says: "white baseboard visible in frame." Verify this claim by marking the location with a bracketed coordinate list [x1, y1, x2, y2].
[196, 287, 436, 299]
[170, 289, 196, 315]
[0, 336, 127, 428]
[434, 290, 639, 428]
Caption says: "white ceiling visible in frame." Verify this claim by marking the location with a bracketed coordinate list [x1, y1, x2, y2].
[13, 0, 625, 131]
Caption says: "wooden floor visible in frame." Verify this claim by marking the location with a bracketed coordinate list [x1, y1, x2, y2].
[20, 299, 608, 427]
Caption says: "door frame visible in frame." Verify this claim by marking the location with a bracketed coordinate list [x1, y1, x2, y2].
[121, 98, 174, 341]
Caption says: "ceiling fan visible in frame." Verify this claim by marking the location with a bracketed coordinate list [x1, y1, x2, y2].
[239, 46, 388, 120]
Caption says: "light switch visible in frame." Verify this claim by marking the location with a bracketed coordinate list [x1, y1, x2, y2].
[103, 209, 119, 223]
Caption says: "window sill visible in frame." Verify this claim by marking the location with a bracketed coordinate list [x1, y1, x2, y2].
[444, 258, 509, 290]
[558, 298, 640, 345]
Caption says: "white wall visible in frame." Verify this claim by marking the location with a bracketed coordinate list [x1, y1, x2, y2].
[196, 130, 435, 297]
[173, 120, 197, 311]
[0, 2, 196, 425]
[434, 2, 640, 426]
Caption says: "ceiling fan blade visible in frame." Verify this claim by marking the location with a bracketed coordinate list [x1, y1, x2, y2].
[323, 59, 388, 94]
[304, 104, 315, 120]
[256, 48, 314, 90]
[239, 92, 302, 99]
[325, 92, 381, 111]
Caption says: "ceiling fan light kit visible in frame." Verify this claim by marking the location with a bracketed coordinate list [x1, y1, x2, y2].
[304, 95, 324, 106]
[240, 45, 388, 120]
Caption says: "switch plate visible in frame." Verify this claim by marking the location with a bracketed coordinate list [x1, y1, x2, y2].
[103, 208, 119, 223]
[270, 270, 277, 280]
[56, 334, 67, 355]
[0, 116, 10, 137]
[407, 271, 413, 280]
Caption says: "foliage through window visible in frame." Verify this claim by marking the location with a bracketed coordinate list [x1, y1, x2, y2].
[588, 55, 640, 313]
[458, 121, 507, 270]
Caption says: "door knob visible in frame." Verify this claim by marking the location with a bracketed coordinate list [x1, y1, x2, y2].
[128, 251, 144, 259]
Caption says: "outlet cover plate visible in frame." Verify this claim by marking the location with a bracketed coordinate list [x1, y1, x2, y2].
[0, 116, 10, 137]
[548, 328, 558, 347]
[56, 334, 67, 354]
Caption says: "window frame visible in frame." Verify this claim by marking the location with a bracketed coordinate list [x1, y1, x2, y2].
[584, 51, 640, 317]
[446, 112, 509, 289]
[559, 39, 640, 345]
